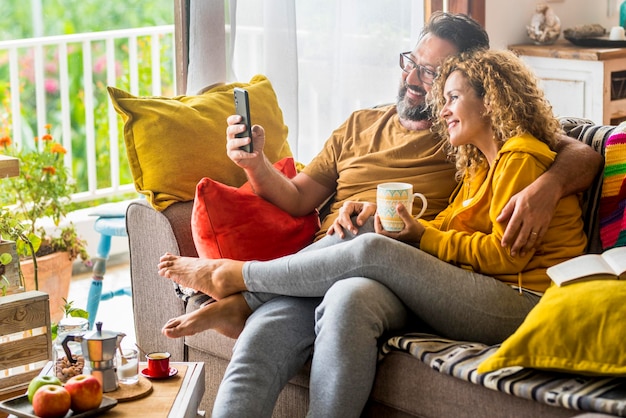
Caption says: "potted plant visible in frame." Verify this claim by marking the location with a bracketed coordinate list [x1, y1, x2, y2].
[0, 124, 90, 321]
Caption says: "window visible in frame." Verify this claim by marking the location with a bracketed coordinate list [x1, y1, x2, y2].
[426, 0, 485, 27]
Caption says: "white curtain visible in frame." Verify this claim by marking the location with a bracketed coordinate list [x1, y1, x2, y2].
[202, 0, 425, 164]
[186, 0, 227, 94]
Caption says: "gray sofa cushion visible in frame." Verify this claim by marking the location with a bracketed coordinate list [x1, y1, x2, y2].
[383, 333, 626, 416]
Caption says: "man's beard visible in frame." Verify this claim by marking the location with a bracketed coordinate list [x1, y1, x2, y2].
[396, 84, 431, 121]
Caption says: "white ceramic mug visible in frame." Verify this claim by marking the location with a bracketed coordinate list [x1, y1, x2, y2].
[376, 182, 427, 232]
[610, 26, 626, 41]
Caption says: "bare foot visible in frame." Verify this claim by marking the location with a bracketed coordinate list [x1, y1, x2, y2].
[157, 252, 246, 299]
[161, 293, 252, 339]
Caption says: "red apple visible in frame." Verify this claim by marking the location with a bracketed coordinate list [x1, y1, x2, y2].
[27, 375, 63, 403]
[64, 374, 102, 413]
[32, 384, 71, 418]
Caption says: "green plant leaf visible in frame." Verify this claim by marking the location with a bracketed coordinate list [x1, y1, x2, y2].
[0, 275, 9, 296]
[0, 252, 12, 265]
[51, 322, 58, 342]
[68, 307, 89, 319]
[61, 298, 89, 319]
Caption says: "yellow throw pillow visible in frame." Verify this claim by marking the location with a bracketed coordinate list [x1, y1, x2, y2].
[478, 280, 626, 376]
[108, 74, 291, 211]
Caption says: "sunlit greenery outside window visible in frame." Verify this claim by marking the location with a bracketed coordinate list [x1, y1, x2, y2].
[0, 1, 174, 205]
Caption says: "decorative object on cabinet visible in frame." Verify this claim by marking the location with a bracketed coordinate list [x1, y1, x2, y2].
[563, 23, 606, 39]
[562, 24, 621, 47]
[527, 3, 561, 45]
[609, 26, 626, 41]
[565, 35, 626, 48]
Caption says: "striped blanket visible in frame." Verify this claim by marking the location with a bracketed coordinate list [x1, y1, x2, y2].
[382, 333, 626, 416]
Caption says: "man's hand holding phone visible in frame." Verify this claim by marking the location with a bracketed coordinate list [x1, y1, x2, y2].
[226, 89, 266, 170]
[233, 87, 253, 153]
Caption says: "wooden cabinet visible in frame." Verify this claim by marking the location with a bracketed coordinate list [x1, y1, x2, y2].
[509, 41, 626, 125]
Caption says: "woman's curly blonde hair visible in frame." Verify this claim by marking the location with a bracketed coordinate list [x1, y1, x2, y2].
[429, 49, 561, 180]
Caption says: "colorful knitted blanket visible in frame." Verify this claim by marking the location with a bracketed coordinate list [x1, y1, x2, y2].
[600, 126, 626, 250]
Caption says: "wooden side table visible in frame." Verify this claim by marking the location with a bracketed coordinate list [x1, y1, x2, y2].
[99, 362, 204, 418]
[4, 361, 205, 418]
[104, 361, 205, 418]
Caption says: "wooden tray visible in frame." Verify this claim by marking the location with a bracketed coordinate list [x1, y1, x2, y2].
[565, 35, 626, 48]
[0, 394, 117, 417]
[105, 375, 153, 402]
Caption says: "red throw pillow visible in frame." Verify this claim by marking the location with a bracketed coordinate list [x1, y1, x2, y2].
[191, 157, 320, 261]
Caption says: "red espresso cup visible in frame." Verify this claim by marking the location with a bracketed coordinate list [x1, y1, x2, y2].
[146, 351, 171, 378]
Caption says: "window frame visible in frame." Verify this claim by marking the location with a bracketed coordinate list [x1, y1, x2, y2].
[426, 0, 485, 27]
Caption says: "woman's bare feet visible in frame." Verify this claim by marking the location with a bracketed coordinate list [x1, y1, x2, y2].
[161, 293, 252, 339]
[157, 252, 246, 299]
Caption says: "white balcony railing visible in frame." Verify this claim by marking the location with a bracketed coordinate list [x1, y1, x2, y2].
[0, 25, 176, 204]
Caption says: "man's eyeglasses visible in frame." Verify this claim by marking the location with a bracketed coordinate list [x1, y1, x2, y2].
[399, 52, 437, 86]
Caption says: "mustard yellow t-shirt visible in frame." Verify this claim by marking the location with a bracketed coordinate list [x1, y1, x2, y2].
[302, 105, 458, 239]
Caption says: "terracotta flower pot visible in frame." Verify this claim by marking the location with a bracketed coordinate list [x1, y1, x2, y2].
[20, 252, 73, 323]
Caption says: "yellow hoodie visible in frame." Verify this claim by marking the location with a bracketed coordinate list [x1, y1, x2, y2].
[419, 133, 587, 293]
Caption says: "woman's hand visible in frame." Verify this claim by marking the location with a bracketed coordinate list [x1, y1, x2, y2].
[374, 203, 425, 245]
[327, 201, 377, 238]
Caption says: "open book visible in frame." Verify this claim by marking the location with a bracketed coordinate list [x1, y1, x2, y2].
[547, 246, 626, 286]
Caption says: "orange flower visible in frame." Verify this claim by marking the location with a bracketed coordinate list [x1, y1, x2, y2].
[34, 136, 39, 143]
[42, 166, 56, 175]
[44, 123, 51, 130]
[42, 134, 53, 141]
[50, 143, 67, 154]
[0, 136, 11, 147]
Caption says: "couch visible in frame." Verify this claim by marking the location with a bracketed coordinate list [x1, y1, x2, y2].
[125, 118, 626, 417]
[119, 0, 626, 418]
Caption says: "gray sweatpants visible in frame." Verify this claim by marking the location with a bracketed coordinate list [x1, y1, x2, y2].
[244, 231, 539, 344]
[213, 221, 540, 418]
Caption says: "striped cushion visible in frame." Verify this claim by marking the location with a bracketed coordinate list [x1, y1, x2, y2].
[382, 333, 626, 416]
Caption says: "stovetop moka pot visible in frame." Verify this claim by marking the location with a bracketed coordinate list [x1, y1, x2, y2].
[62, 321, 126, 392]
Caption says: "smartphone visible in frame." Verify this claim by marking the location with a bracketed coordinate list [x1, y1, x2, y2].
[233, 87, 253, 152]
